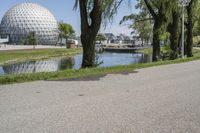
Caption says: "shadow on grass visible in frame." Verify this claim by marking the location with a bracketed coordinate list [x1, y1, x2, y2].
[47, 70, 138, 82]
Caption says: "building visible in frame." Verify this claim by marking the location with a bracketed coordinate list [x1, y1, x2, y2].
[0, 36, 9, 44]
[103, 33, 117, 43]
[102, 33, 134, 44]
[0, 3, 59, 45]
[118, 34, 134, 44]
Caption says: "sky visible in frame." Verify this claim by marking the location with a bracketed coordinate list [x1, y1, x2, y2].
[0, 0, 138, 36]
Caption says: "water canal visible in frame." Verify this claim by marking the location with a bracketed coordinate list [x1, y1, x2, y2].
[0, 52, 152, 76]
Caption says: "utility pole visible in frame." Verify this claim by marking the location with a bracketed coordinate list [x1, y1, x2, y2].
[179, 0, 191, 58]
[181, 4, 185, 58]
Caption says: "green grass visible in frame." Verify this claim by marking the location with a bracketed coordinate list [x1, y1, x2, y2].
[135, 48, 153, 54]
[1, 48, 200, 85]
[0, 48, 82, 65]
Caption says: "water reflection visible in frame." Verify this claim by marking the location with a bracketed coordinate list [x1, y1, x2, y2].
[97, 52, 151, 67]
[1, 57, 75, 75]
[0, 52, 151, 76]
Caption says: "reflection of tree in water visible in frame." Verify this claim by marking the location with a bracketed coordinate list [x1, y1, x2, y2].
[59, 57, 75, 70]
[1, 53, 151, 76]
[129, 53, 152, 64]
[138, 53, 152, 63]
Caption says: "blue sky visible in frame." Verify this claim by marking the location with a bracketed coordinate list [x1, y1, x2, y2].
[0, 0, 137, 35]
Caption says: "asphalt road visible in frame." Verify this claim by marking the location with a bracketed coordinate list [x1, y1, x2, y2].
[1, 60, 200, 133]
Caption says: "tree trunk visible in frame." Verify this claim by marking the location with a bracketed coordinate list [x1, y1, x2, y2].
[186, 1, 194, 57]
[168, 10, 179, 59]
[144, 0, 167, 61]
[81, 33, 96, 68]
[142, 38, 144, 46]
[152, 20, 161, 61]
[79, 0, 102, 68]
[146, 38, 149, 46]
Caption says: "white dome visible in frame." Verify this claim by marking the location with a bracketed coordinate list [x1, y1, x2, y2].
[0, 3, 59, 45]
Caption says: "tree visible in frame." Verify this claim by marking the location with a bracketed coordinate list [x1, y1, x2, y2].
[27, 31, 37, 49]
[167, 4, 180, 59]
[59, 22, 75, 44]
[144, 0, 169, 61]
[120, 12, 153, 46]
[185, 0, 197, 57]
[192, 0, 200, 46]
[133, 20, 152, 45]
[193, 1, 200, 36]
[74, 0, 124, 68]
[96, 34, 106, 43]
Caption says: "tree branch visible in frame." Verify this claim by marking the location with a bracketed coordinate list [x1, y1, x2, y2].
[90, 0, 102, 35]
[79, 0, 89, 32]
[144, 0, 157, 19]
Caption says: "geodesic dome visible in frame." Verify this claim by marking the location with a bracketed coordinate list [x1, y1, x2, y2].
[0, 3, 59, 45]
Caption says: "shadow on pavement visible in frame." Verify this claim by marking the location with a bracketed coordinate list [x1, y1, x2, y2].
[47, 71, 138, 82]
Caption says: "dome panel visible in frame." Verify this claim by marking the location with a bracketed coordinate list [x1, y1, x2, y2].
[0, 3, 59, 45]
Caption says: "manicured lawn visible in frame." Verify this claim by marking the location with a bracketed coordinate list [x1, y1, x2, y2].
[0, 48, 200, 85]
[0, 48, 82, 65]
[135, 47, 153, 54]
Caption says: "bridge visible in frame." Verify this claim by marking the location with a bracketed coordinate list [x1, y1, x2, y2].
[103, 46, 151, 53]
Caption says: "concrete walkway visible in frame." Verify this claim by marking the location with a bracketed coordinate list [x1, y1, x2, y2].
[0, 44, 65, 51]
[1, 60, 200, 133]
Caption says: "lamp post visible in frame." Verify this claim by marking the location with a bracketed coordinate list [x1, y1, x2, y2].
[178, 0, 191, 58]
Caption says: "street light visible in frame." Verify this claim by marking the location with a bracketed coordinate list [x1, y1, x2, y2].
[178, 0, 191, 58]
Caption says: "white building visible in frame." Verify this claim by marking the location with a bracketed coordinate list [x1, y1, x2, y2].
[0, 36, 9, 44]
[0, 3, 59, 45]
[102, 33, 134, 44]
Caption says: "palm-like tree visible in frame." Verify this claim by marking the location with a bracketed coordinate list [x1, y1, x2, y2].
[59, 22, 75, 44]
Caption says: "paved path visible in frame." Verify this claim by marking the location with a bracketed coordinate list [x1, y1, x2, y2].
[0, 44, 65, 51]
[1, 61, 200, 133]
[104, 46, 151, 53]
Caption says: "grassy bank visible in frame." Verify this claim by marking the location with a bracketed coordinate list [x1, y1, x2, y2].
[1, 48, 200, 85]
[0, 48, 82, 65]
[135, 47, 153, 54]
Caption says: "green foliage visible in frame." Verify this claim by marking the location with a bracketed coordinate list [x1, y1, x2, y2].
[161, 44, 173, 60]
[27, 32, 37, 46]
[74, 0, 125, 24]
[192, 0, 200, 36]
[123, 0, 199, 59]
[19, 39, 26, 45]
[120, 0, 153, 44]
[160, 32, 170, 42]
[193, 36, 200, 46]
[96, 34, 106, 41]
[59, 22, 75, 39]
